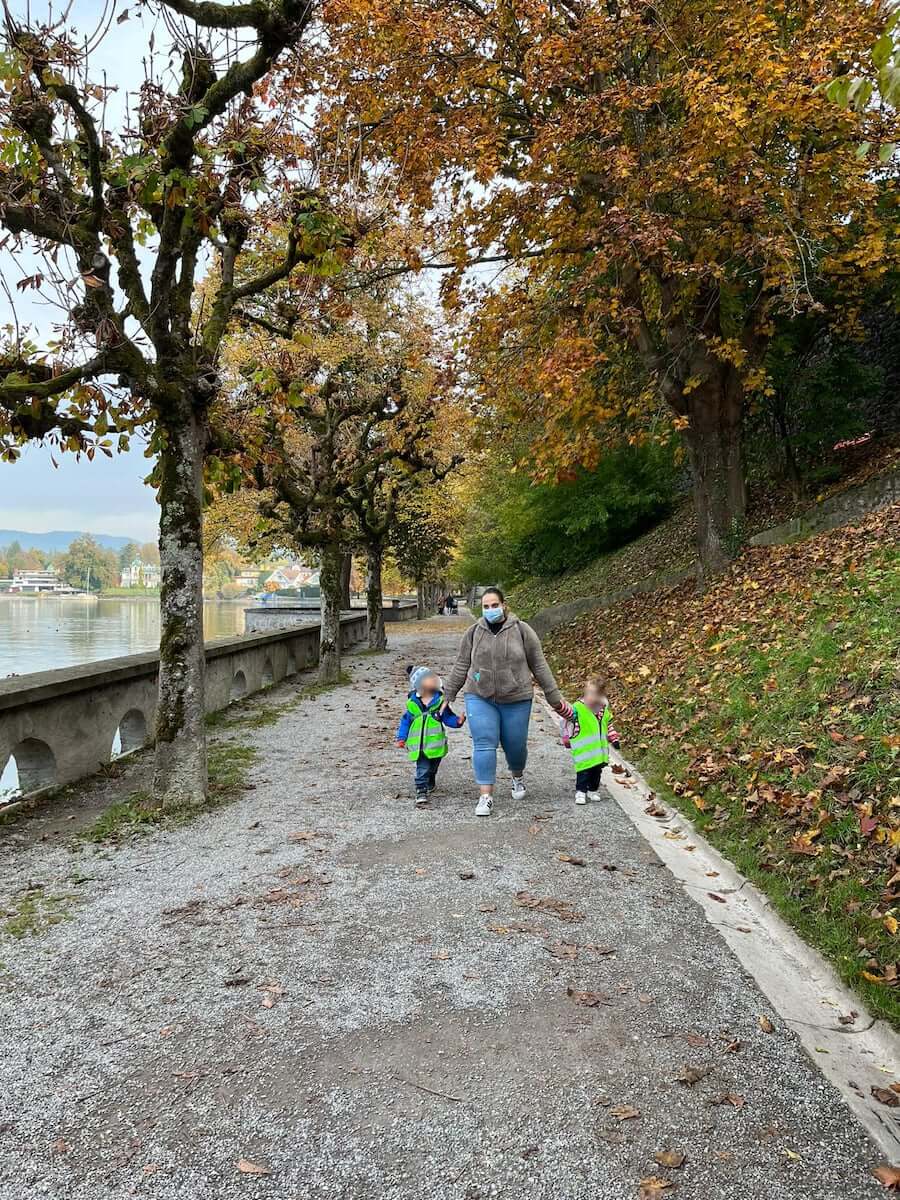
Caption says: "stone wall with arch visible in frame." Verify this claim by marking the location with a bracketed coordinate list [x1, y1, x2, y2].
[0, 614, 367, 804]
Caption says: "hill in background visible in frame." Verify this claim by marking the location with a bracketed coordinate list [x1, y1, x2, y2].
[0, 530, 135, 554]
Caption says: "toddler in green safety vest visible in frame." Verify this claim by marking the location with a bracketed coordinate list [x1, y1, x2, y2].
[559, 676, 621, 805]
[395, 665, 465, 807]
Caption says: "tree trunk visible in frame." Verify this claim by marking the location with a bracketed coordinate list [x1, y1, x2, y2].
[773, 401, 804, 500]
[153, 405, 208, 808]
[340, 551, 352, 609]
[416, 580, 426, 620]
[319, 540, 343, 684]
[682, 371, 746, 582]
[366, 541, 387, 651]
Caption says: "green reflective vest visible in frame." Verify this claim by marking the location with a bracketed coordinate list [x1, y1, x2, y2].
[567, 700, 611, 770]
[406, 695, 449, 761]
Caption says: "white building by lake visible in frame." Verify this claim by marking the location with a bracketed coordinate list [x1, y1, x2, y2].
[8, 567, 76, 594]
[120, 558, 161, 589]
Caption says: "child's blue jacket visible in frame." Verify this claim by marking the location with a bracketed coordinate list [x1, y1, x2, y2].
[395, 690, 463, 742]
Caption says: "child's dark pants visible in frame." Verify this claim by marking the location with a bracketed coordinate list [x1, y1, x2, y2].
[576, 764, 603, 793]
[415, 755, 440, 793]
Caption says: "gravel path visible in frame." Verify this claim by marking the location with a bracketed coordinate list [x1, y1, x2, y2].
[0, 617, 887, 1199]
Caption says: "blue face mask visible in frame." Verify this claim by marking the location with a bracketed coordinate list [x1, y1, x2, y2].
[483, 606, 504, 623]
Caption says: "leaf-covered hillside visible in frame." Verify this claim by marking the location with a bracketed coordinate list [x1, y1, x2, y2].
[547, 503, 900, 1024]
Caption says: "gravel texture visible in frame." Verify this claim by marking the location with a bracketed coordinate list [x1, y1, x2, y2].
[0, 616, 887, 1199]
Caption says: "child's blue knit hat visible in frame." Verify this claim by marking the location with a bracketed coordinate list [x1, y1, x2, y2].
[409, 665, 434, 694]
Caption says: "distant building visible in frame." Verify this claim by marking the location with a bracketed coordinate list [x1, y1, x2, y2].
[10, 567, 75, 594]
[264, 562, 318, 590]
[235, 568, 263, 592]
[120, 558, 161, 589]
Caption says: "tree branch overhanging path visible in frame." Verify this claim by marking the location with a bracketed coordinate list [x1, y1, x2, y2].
[0, 0, 352, 807]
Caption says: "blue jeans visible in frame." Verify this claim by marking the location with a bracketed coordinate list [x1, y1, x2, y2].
[464, 694, 532, 787]
[414, 755, 440, 793]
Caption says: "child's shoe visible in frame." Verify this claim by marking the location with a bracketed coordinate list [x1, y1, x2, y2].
[575, 790, 587, 805]
[475, 794, 493, 816]
[587, 790, 603, 803]
[510, 776, 526, 801]
[415, 791, 430, 807]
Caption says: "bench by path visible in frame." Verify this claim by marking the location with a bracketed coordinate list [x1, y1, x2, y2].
[0, 620, 889, 1199]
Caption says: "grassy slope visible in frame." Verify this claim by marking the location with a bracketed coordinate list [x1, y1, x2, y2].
[508, 436, 900, 619]
[545, 502, 900, 1025]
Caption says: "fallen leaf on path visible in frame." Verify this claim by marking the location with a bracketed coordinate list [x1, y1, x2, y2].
[654, 1151, 686, 1169]
[415, 868, 427, 877]
[545, 942, 578, 960]
[567, 986, 610, 1007]
[236, 1159, 270, 1175]
[707, 893, 727, 904]
[558, 854, 586, 866]
[873, 1165, 900, 1189]
[675, 1064, 710, 1086]
[610, 1104, 640, 1121]
[639, 1176, 675, 1197]
[458, 871, 475, 880]
[758, 1015, 775, 1033]
[528, 824, 541, 835]
[683, 1033, 708, 1049]
[432, 949, 450, 961]
[611, 764, 626, 775]
[872, 1086, 900, 1108]
[223, 976, 251, 987]
[478, 903, 496, 913]
[516, 891, 584, 922]
[723, 1038, 742, 1054]
[288, 831, 318, 842]
[51, 1138, 69, 1154]
[712, 1093, 745, 1108]
[645, 803, 668, 818]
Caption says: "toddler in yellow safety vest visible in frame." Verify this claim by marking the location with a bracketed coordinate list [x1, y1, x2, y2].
[559, 676, 621, 805]
[395, 665, 465, 807]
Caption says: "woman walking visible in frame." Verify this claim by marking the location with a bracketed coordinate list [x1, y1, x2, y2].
[442, 587, 573, 815]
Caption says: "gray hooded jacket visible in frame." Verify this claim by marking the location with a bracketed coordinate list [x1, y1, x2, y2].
[444, 613, 563, 708]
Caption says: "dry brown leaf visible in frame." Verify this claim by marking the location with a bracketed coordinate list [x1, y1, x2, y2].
[758, 1015, 775, 1033]
[288, 831, 318, 842]
[432, 949, 450, 961]
[872, 1086, 900, 1108]
[567, 986, 610, 1007]
[236, 1159, 270, 1175]
[873, 1165, 900, 1189]
[51, 1138, 69, 1154]
[675, 1064, 710, 1086]
[639, 1176, 675, 1198]
[559, 854, 586, 867]
[610, 1104, 640, 1121]
[712, 1092, 746, 1108]
[546, 942, 579, 960]
[654, 1151, 686, 1169]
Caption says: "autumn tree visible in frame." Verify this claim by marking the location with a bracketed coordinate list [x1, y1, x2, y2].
[0, 2, 348, 804]
[324, 0, 900, 577]
[60, 534, 118, 592]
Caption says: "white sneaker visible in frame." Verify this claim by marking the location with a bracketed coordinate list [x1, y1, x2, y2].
[587, 790, 603, 803]
[510, 777, 526, 801]
[575, 790, 587, 805]
[475, 795, 493, 817]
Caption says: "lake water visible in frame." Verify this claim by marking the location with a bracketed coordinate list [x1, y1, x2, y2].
[0, 596, 250, 678]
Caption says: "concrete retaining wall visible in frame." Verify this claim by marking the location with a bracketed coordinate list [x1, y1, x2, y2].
[244, 599, 417, 633]
[529, 469, 900, 641]
[749, 468, 900, 546]
[0, 613, 367, 801]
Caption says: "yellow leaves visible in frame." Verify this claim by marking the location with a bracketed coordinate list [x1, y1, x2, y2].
[885, 915, 899, 937]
